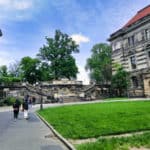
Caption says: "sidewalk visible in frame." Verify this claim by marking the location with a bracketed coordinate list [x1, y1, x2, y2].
[0, 111, 68, 150]
[0, 98, 149, 150]
[0, 106, 12, 112]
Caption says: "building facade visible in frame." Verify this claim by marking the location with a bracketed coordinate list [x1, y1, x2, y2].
[108, 5, 150, 97]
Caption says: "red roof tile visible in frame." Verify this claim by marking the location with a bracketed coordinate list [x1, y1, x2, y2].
[124, 5, 150, 28]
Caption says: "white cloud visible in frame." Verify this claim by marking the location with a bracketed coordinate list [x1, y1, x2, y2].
[0, 50, 15, 66]
[0, 0, 32, 10]
[0, 0, 35, 21]
[0, 0, 10, 6]
[77, 66, 89, 85]
[14, 1, 33, 10]
[71, 34, 90, 44]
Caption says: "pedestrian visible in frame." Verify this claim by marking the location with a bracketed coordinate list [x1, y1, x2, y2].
[32, 96, 36, 105]
[22, 100, 29, 119]
[24, 94, 29, 102]
[28, 96, 32, 109]
[12, 99, 20, 121]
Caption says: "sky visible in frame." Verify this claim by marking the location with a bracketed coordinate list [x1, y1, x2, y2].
[0, 0, 149, 84]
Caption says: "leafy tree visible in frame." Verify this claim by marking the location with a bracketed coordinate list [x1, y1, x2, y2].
[0, 65, 8, 77]
[38, 62, 54, 81]
[85, 43, 112, 84]
[19, 57, 42, 84]
[8, 61, 21, 77]
[0, 65, 21, 85]
[111, 65, 129, 96]
[37, 30, 79, 80]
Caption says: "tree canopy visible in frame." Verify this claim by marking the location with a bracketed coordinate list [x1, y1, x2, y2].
[111, 65, 129, 96]
[37, 30, 79, 80]
[0, 65, 8, 77]
[85, 43, 112, 84]
[19, 56, 42, 84]
[0, 65, 21, 85]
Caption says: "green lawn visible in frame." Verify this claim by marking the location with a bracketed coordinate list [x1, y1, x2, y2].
[76, 132, 150, 150]
[38, 101, 150, 139]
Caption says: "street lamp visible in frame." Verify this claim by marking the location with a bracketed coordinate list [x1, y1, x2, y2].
[39, 83, 43, 110]
[36, 81, 43, 110]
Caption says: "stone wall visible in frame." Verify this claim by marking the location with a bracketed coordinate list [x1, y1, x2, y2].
[143, 73, 150, 97]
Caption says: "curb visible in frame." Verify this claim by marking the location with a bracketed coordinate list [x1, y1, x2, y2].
[36, 112, 76, 150]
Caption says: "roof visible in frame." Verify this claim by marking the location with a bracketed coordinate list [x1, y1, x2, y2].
[124, 5, 150, 28]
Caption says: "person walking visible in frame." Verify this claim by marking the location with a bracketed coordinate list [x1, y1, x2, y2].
[12, 99, 20, 121]
[28, 96, 32, 109]
[22, 100, 29, 119]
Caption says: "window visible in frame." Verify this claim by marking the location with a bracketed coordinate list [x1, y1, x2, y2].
[145, 29, 150, 40]
[130, 56, 136, 69]
[123, 39, 128, 48]
[136, 32, 142, 42]
[148, 51, 150, 59]
[141, 31, 145, 40]
[132, 76, 138, 88]
[112, 41, 121, 51]
[128, 35, 135, 46]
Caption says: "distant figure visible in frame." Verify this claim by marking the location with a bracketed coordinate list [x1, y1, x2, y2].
[13, 99, 20, 121]
[59, 96, 63, 103]
[28, 96, 32, 109]
[32, 96, 36, 105]
[24, 94, 29, 102]
[22, 100, 29, 119]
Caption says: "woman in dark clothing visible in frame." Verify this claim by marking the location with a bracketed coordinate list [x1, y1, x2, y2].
[13, 99, 20, 120]
[22, 100, 29, 119]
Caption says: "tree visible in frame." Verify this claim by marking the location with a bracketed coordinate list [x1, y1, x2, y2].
[0, 65, 8, 77]
[38, 62, 54, 81]
[37, 30, 79, 80]
[8, 61, 21, 77]
[0, 65, 21, 85]
[111, 65, 129, 96]
[19, 57, 42, 84]
[85, 43, 112, 84]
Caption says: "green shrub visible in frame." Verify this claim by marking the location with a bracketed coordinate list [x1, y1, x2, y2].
[4, 97, 23, 106]
[0, 97, 23, 106]
[0, 77, 21, 85]
[0, 99, 5, 106]
[4, 97, 16, 105]
[11, 77, 22, 83]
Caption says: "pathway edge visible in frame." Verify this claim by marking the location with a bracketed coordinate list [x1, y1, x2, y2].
[36, 112, 76, 150]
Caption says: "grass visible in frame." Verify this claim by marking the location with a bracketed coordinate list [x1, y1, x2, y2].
[38, 101, 150, 139]
[76, 132, 150, 150]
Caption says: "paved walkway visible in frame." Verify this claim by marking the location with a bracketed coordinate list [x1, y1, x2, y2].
[0, 110, 68, 150]
[0, 98, 149, 150]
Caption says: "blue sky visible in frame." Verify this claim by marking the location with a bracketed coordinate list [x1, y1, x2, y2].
[0, 0, 149, 84]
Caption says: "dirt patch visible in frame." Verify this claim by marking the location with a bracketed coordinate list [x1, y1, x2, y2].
[68, 131, 150, 145]
[68, 138, 96, 145]
[130, 147, 150, 150]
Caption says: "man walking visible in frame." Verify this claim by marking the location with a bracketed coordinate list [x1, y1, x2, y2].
[13, 99, 20, 121]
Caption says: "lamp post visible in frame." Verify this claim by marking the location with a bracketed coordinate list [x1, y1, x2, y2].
[36, 81, 43, 110]
[39, 83, 43, 110]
